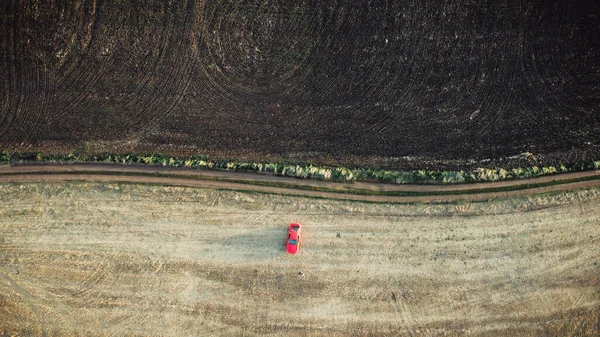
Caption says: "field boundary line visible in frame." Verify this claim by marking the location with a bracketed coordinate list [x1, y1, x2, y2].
[0, 163, 599, 203]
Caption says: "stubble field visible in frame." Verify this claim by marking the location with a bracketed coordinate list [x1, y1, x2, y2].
[1, 182, 599, 336]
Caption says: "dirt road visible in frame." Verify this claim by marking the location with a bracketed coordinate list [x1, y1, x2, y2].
[1, 163, 600, 203]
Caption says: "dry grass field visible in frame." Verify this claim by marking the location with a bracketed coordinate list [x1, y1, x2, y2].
[1, 182, 599, 336]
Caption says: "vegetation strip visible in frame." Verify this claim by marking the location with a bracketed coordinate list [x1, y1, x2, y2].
[2, 151, 600, 185]
[1, 164, 599, 200]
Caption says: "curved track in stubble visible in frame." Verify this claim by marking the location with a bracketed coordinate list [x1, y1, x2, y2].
[1, 163, 599, 203]
[1, 163, 600, 336]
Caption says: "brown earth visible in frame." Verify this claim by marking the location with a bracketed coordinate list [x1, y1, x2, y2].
[1, 177, 599, 336]
[2, 1, 599, 170]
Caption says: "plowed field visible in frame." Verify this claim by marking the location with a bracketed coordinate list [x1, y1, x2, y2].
[1, 1, 599, 169]
[1, 182, 599, 336]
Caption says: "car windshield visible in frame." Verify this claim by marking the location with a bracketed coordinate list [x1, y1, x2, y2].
[288, 239, 297, 245]
[291, 226, 299, 231]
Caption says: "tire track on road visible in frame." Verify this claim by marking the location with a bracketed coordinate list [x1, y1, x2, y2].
[0, 164, 599, 203]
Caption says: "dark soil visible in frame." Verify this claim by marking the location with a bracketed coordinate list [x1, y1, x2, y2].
[1, 0, 599, 170]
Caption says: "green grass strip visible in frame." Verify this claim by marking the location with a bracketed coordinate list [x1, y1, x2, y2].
[1, 150, 599, 185]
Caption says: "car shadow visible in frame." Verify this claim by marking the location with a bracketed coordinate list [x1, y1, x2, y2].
[218, 226, 289, 258]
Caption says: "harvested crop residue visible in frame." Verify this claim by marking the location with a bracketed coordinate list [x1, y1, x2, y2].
[0, 183, 599, 336]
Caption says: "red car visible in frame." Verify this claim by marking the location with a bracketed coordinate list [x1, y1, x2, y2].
[286, 223, 302, 254]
